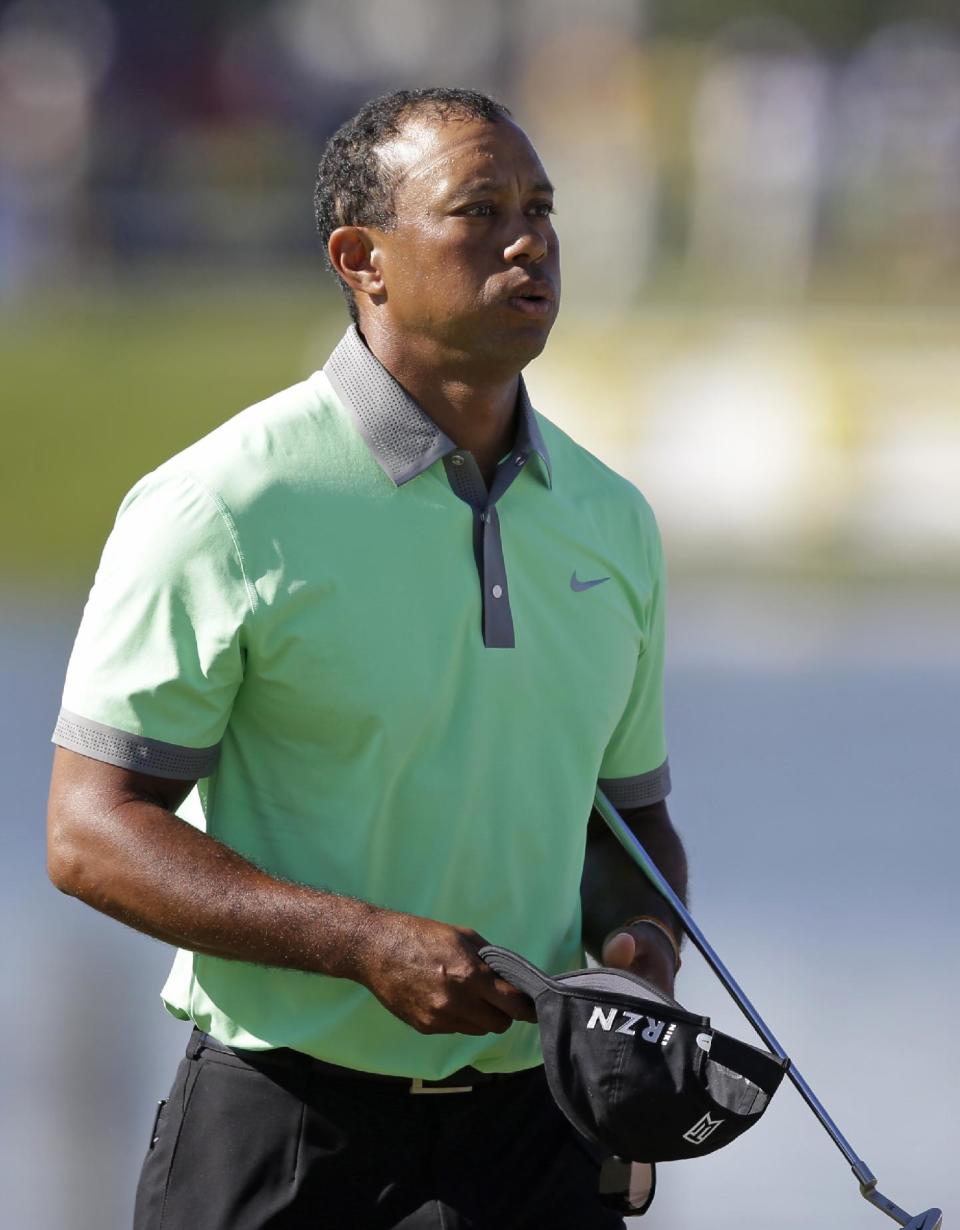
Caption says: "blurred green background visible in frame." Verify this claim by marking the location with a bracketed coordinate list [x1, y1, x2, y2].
[8, 291, 959, 588]
[3, 1, 957, 1228]
[5, 281, 335, 585]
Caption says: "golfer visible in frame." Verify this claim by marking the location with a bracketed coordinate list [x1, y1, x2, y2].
[47, 88, 688, 1229]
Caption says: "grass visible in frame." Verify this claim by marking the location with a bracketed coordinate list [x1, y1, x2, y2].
[4, 278, 345, 588]
[5, 277, 958, 592]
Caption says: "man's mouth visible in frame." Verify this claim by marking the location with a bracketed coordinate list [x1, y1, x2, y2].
[506, 284, 556, 318]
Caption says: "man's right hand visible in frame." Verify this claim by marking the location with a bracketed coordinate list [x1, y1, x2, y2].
[357, 914, 537, 1036]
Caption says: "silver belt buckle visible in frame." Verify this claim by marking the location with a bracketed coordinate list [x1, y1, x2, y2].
[409, 1076, 474, 1095]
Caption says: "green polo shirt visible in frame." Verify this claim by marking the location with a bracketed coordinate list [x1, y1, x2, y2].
[53, 325, 670, 1079]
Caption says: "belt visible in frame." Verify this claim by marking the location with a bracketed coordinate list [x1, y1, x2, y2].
[189, 1029, 538, 1095]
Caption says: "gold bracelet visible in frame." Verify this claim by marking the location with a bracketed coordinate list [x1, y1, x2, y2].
[621, 914, 682, 973]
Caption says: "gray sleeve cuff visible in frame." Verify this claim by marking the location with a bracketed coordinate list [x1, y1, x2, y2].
[52, 709, 220, 780]
[598, 759, 671, 808]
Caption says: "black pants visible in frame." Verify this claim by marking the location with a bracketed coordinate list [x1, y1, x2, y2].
[133, 1031, 625, 1229]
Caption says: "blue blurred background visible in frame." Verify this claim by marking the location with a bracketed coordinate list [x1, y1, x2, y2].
[2, 1, 957, 1226]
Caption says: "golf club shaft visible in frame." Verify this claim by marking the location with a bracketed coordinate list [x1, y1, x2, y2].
[593, 789, 875, 1186]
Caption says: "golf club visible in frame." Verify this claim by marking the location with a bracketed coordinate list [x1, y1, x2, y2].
[593, 787, 942, 1230]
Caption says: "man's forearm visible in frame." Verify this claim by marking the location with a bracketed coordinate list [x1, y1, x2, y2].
[580, 799, 688, 962]
[50, 788, 381, 981]
[47, 747, 537, 1036]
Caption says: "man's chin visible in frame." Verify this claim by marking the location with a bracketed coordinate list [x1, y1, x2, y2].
[482, 315, 557, 367]
[416, 308, 558, 372]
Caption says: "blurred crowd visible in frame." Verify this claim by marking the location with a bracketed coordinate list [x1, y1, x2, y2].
[3, 0, 960, 304]
[3, 0, 959, 571]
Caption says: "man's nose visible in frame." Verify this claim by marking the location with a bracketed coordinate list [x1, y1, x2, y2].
[503, 225, 547, 264]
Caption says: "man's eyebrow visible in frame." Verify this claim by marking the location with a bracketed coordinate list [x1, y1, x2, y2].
[452, 177, 555, 196]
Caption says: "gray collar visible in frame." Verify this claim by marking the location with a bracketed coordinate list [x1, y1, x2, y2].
[324, 325, 552, 489]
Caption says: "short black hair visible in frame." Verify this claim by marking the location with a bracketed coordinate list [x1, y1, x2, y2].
[314, 87, 512, 323]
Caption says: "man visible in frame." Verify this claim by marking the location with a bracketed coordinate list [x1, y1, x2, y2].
[47, 88, 688, 1229]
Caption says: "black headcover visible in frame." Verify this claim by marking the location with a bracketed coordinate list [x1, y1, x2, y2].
[481, 945, 787, 1163]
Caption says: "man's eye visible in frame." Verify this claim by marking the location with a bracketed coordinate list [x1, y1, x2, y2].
[529, 202, 556, 217]
[463, 203, 495, 217]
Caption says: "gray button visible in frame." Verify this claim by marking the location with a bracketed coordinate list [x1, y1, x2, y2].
[492, 584, 503, 599]
[515, 454, 526, 466]
[451, 454, 464, 466]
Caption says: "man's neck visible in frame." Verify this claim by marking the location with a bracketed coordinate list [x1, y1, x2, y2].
[358, 321, 520, 485]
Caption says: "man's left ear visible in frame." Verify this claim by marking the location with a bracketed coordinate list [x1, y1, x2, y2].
[327, 226, 385, 300]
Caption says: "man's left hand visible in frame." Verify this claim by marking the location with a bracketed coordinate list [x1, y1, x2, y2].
[601, 923, 676, 998]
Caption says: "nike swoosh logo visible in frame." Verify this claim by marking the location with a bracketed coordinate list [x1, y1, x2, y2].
[570, 571, 610, 592]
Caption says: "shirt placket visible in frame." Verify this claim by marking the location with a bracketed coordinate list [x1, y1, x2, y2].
[443, 448, 529, 650]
